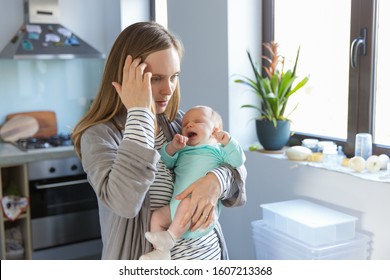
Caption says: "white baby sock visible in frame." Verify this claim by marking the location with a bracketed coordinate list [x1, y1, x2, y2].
[139, 230, 177, 260]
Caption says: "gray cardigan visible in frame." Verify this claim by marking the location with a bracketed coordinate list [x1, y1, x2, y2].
[80, 111, 247, 260]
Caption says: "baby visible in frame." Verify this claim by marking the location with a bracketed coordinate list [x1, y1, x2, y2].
[140, 105, 245, 260]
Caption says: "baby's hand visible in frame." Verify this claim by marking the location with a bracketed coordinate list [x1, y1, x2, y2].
[166, 134, 188, 156]
[172, 134, 188, 149]
[215, 131, 230, 146]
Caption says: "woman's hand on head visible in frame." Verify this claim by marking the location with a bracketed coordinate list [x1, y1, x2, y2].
[112, 55, 153, 110]
[175, 172, 221, 231]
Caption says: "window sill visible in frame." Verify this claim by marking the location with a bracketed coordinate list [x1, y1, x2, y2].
[252, 150, 390, 184]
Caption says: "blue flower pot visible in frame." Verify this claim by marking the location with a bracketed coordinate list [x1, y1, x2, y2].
[256, 119, 291, 150]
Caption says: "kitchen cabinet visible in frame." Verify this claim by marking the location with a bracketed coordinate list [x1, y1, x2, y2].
[0, 144, 61, 260]
[0, 142, 102, 259]
[0, 164, 33, 260]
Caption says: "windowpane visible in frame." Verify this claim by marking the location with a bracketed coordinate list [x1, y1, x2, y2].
[373, 0, 390, 146]
[274, 0, 351, 140]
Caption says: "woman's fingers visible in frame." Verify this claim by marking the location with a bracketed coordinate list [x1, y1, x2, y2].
[204, 210, 214, 227]
[190, 206, 214, 231]
[179, 200, 204, 230]
[122, 55, 132, 84]
[114, 55, 153, 110]
[188, 196, 204, 225]
[122, 55, 144, 84]
[178, 185, 196, 227]
[111, 81, 122, 95]
[135, 62, 147, 81]
[143, 71, 152, 87]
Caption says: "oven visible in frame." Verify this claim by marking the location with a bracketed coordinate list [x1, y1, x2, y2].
[27, 156, 102, 259]
[12, 133, 102, 259]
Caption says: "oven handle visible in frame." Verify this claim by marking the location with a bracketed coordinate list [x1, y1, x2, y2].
[35, 179, 89, 189]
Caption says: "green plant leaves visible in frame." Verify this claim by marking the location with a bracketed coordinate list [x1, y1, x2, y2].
[235, 43, 309, 123]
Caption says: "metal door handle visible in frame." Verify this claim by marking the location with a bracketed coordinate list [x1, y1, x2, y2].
[350, 28, 367, 68]
[35, 179, 89, 189]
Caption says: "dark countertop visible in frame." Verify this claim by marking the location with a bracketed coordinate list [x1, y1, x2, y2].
[0, 143, 76, 167]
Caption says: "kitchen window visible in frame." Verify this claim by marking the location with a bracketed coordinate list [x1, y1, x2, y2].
[262, 0, 389, 157]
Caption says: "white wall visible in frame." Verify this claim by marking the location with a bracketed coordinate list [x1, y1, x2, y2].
[167, 0, 390, 260]
[0, 0, 24, 52]
[167, 0, 230, 129]
[167, 0, 259, 148]
[120, 0, 150, 30]
[58, 0, 121, 54]
[227, 0, 261, 149]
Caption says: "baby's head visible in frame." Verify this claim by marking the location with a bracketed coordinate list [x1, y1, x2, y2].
[182, 105, 223, 146]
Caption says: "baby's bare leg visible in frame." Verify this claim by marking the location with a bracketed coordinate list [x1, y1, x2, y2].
[139, 198, 191, 260]
[168, 197, 191, 239]
[150, 205, 171, 232]
[140, 206, 176, 260]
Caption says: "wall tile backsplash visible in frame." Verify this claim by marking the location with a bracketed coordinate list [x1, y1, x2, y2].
[0, 59, 104, 134]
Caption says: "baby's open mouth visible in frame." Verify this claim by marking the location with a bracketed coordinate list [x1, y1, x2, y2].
[187, 132, 197, 139]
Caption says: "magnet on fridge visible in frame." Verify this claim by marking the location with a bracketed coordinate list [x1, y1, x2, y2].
[22, 40, 33, 51]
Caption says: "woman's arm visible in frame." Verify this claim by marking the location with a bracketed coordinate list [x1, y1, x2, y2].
[82, 55, 160, 218]
[81, 109, 160, 218]
[216, 164, 247, 207]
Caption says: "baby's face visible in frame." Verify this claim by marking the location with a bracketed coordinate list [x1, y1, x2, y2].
[182, 107, 216, 146]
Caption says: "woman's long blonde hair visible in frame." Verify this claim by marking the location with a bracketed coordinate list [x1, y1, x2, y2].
[72, 22, 184, 158]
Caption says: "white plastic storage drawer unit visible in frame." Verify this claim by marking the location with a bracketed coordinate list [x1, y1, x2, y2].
[261, 199, 358, 246]
[251, 220, 369, 260]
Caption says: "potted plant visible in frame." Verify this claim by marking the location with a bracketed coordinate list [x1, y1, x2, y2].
[235, 41, 309, 150]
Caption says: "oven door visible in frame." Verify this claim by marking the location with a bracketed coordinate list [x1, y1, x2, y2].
[29, 174, 101, 250]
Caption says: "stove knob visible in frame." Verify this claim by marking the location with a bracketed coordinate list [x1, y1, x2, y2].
[71, 164, 78, 171]
[49, 167, 56, 173]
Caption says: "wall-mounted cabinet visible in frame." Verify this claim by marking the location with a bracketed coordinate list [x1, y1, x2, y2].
[0, 164, 32, 259]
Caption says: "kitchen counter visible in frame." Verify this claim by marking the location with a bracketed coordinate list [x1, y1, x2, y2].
[0, 143, 76, 167]
[0, 142, 82, 260]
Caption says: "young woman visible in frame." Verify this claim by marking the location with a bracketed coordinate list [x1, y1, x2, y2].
[71, 21, 246, 260]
